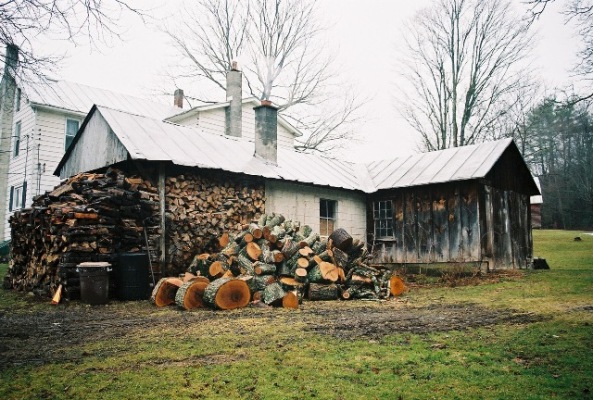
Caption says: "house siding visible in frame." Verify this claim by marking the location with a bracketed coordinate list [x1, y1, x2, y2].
[176, 103, 295, 149]
[265, 180, 367, 241]
[3, 103, 37, 240]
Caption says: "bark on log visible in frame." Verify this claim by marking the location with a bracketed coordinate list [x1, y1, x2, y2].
[329, 228, 353, 251]
[151, 277, 183, 307]
[263, 282, 286, 306]
[175, 279, 209, 310]
[254, 261, 277, 275]
[203, 277, 251, 310]
[307, 283, 339, 301]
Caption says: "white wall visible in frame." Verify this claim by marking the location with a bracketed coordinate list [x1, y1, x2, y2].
[265, 180, 367, 242]
[175, 103, 296, 149]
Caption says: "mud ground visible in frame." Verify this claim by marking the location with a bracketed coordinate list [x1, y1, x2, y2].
[0, 297, 545, 369]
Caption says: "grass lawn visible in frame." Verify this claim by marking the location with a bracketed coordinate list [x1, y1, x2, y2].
[1, 229, 592, 400]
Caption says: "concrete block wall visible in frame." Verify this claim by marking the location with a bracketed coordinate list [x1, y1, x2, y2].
[265, 180, 367, 242]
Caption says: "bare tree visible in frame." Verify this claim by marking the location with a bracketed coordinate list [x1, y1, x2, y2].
[0, 0, 145, 83]
[167, 0, 362, 153]
[527, 0, 593, 103]
[398, 0, 534, 151]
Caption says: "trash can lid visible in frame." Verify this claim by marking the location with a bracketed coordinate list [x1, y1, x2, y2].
[78, 262, 112, 267]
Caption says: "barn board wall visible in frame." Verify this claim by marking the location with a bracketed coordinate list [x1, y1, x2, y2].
[59, 111, 128, 179]
[368, 181, 481, 265]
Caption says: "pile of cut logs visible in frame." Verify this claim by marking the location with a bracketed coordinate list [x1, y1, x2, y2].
[7, 168, 159, 298]
[164, 172, 265, 273]
[152, 213, 405, 310]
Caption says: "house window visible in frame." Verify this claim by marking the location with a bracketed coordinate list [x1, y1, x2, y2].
[15, 88, 21, 112]
[65, 118, 80, 150]
[9, 184, 25, 211]
[13, 121, 21, 157]
[320, 199, 337, 236]
[373, 200, 394, 238]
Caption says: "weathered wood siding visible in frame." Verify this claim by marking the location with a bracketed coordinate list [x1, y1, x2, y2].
[368, 182, 480, 264]
[59, 111, 127, 179]
[368, 181, 532, 269]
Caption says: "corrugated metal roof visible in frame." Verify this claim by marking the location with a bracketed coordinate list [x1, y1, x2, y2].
[96, 106, 365, 191]
[59, 106, 535, 195]
[23, 79, 179, 119]
[366, 138, 515, 190]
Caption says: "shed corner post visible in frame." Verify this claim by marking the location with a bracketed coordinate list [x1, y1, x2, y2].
[158, 163, 167, 273]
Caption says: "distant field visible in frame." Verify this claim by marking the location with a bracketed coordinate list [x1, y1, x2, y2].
[0, 230, 592, 400]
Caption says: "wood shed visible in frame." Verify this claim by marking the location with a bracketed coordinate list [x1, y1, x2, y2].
[51, 104, 539, 274]
[365, 140, 540, 270]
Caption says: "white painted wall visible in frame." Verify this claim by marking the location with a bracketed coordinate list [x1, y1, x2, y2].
[175, 103, 296, 149]
[265, 180, 367, 242]
[2, 102, 85, 240]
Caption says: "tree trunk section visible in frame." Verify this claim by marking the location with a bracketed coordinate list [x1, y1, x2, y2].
[203, 277, 251, 310]
[151, 277, 183, 307]
[329, 228, 353, 251]
[308, 283, 338, 301]
[175, 279, 209, 310]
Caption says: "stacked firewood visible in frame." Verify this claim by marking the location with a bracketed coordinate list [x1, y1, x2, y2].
[8, 169, 159, 298]
[164, 173, 265, 273]
[153, 213, 405, 310]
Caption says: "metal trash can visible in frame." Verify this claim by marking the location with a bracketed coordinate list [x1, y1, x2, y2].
[116, 252, 150, 300]
[77, 262, 112, 305]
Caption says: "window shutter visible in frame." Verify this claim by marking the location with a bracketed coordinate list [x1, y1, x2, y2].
[21, 181, 27, 208]
[9, 186, 14, 212]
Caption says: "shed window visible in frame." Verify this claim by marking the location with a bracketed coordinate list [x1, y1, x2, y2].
[320, 199, 336, 236]
[65, 119, 80, 150]
[13, 121, 21, 158]
[373, 200, 394, 238]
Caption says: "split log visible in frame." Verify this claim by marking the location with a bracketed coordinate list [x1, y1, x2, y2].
[308, 283, 338, 301]
[203, 277, 251, 310]
[175, 279, 209, 310]
[282, 291, 299, 309]
[319, 261, 339, 282]
[151, 277, 183, 307]
[280, 237, 300, 259]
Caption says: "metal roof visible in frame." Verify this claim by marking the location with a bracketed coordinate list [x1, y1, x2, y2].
[58, 106, 537, 195]
[95, 106, 365, 191]
[366, 139, 515, 190]
[22, 79, 180, 119]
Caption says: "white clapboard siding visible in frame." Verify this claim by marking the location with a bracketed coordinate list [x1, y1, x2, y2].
[265, 180, 367, 241]
[3, 104, 37, 240]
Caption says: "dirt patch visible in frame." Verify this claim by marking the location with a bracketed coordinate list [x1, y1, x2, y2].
[0, 299, 545, 369]
[305, 303, 547, 340]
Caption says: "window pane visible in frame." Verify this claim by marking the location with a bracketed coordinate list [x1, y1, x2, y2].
[13, 121, 21, 157]
[66, 119, 80, 136]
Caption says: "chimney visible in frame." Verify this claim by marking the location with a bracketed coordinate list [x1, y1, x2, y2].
[173, 88, 184, 108]
[3, 44, 19, 80]
[225, 61, 242, 137]
[254, 100, 278, 164]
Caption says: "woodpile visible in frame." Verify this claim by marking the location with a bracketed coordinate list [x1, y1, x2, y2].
[7, 168, 159, 299]
[163, 172, 265, 273]
[153, 215, 406, 311]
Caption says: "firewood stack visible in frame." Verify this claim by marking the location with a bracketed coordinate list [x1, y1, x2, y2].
[8, 168, 159, 299]
[154, 213, 405, 311]
[164, 173, 265, 273]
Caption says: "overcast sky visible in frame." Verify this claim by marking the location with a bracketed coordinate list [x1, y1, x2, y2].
[45, 0, 578, 161]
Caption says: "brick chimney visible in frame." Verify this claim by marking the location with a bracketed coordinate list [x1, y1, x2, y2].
[225, 61, 242, 137]
[254, 100, 278, 164]
[173, 88, 184, 108]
